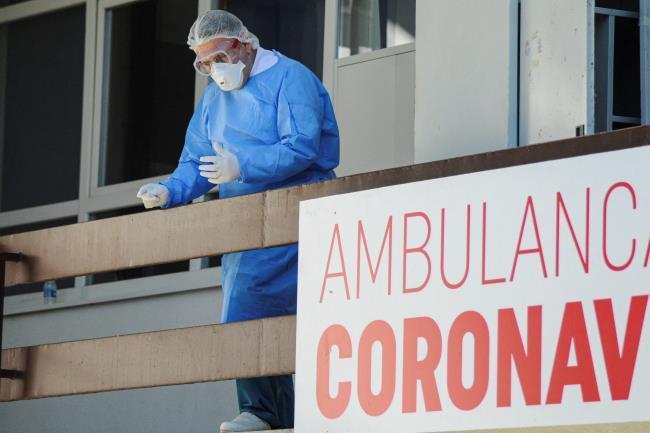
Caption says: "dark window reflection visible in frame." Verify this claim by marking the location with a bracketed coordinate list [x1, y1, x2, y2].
[1, 6, 84, 211]
[100, 0, 197, 186]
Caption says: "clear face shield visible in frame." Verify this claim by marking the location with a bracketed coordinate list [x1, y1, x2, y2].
[192, 38, 241, 76]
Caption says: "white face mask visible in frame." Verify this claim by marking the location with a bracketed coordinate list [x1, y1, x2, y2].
[210, 61, 246, 91]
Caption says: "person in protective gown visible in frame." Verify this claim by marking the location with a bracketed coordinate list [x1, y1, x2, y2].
[136, 10, 339, 433]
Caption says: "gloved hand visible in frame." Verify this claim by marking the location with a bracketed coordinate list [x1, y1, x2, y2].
[136, 183, 169, 209]
[198, 142, 241, 184]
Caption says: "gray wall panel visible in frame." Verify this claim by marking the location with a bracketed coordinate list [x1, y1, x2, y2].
[3, 287, 223, 348]
[0, 381, 238, 433]
[0, 286, 240, 432]
[335, 48, 415, 176]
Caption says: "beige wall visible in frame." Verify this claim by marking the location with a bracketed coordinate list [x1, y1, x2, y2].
[414, 0, 519, 163]
[519, 0, 594, 144]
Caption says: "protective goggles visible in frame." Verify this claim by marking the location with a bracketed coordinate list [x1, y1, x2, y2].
[193, 38, 240, 76]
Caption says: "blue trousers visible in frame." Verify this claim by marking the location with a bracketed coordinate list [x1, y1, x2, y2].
[222, 245, 298, 429]
[237, 375, 294, 429]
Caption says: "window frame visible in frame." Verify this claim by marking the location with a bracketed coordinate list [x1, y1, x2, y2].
[0, 0, 221, 316]
[334, 0, 416, 61]
[594, 6, 643, 132]
[641, 0, 650, 125]
[0, 0, 334, 315]
[326, 0, 416, 110]
[89, 0, 211, 200]
[0, 0, 87, 220]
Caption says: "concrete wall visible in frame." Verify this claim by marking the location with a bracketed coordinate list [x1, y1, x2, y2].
[519, 0, 594, 145]
[0, 287, 240, 433]
[414, 0, 519, 163]
[0, 381, 237, 433]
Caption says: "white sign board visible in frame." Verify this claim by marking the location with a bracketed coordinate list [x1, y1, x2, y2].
[296, 147, 650, 433]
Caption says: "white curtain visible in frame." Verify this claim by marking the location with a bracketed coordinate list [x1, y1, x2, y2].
[338, 0, 381, 57]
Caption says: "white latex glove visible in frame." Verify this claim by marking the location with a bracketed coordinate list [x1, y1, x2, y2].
[198, 142, 241, 185]
[136, 183, 169, 209]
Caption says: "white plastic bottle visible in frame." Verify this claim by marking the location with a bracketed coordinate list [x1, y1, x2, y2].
[43, 280, 57, 304]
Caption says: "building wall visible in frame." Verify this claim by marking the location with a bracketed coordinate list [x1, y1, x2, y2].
[1, 379, 237, 433]
[1, 287, 240, 433]
[414, 0, 519, 163]
[519, 0, 594, 144]
[3, 286, 223, 348]
[2, 1, 649, 432]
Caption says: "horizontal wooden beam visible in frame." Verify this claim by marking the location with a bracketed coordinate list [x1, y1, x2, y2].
[2, 308, 646, 430]
[0, 315, 295, 402]
[1, 126, 649, 287]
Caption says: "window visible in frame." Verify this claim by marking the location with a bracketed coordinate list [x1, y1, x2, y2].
[594, 0, 642, 132]
[595, 0, 639, 12]
[98, 0, 198, 186]
[225, 0, 326, 78]
[1, 1, 305, 305]
[0, 5, 85, 211]
[338, 0, 415, 58]
[0, 0, 216, 303]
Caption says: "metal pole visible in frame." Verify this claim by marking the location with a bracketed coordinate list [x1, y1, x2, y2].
[0, 252, 23, 390]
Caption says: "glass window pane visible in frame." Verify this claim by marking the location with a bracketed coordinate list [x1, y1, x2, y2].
[613, 16, 640, 118]
[226, 0, 325, 78]
[0, 217, 77, 296]
[338, 0, 414, 58]
[99, 0, 198, 186]
[1, 6, 84, 211]
[613, 121, 640, 130]
[595, 0, 639, 12]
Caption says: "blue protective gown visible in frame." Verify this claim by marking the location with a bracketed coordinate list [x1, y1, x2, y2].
[161, 52, 339, 324]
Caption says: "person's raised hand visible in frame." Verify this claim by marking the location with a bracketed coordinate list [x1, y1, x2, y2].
[198, 142, 241, 184]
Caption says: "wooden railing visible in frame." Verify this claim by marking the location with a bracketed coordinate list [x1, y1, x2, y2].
[1, 126, 649, 432]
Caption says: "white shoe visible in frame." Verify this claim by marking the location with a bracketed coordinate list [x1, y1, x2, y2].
[220, 412, 271, 433]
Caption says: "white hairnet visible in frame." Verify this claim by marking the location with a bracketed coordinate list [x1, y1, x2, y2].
[187, 10, 259, 50]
